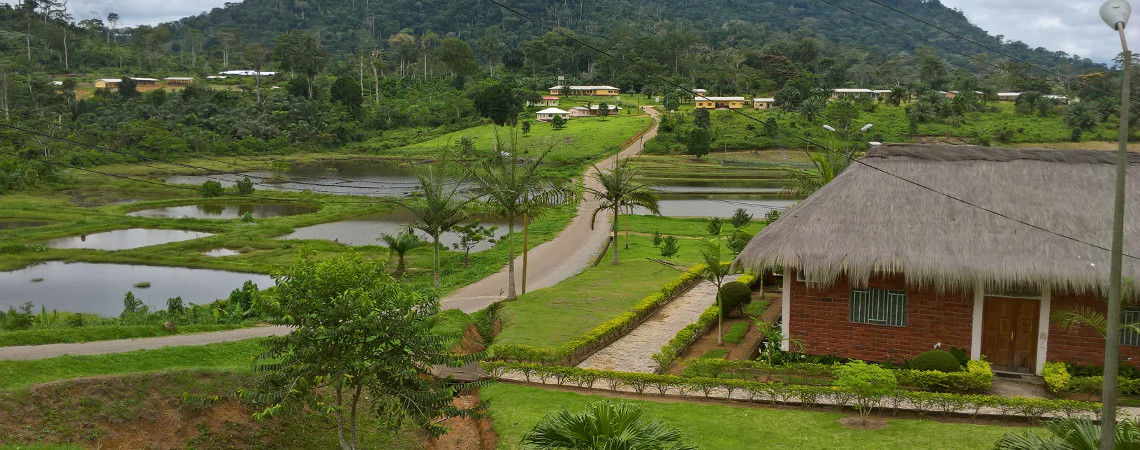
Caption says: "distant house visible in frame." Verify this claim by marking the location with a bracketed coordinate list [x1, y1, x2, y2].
[535, 107, 570, 122]
[692, 89, 708, 96]
[734, 144, 1140, 375]
[695, 96, 746, 109]
[569, 104, 621, 117]
[872, 89, 892, 101]
[219, 70, 277, 77]
[93, 78, 121, 88]
[542, 96, 560, 107]
[164, 77, 195, 85]
[752, 97, 777, 110]
[206, 75, 228, 80]
[131, 77, 159, 86]
[997, 92, 1021, 102]
[830, 88, 874, 100]
[548, 85, 620, 96]
[1044, 95, 1069, 104]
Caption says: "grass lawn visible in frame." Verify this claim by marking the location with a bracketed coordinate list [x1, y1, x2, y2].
[0, 339, 264, 390]
[481, 383, 1042, 449]
[0, 323, 248, 347]
[624, 214, 765, 237]
[375, 114, 653, 165]
[493, 220, 743, 351]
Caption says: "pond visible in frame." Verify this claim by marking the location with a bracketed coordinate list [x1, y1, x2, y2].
[128, 203, 318, 219]
[0, 262, 276, 316]
[632, 196, 800, 218]
[43, 229, 213, 251]
[165, 160, 425, 198]
[280, 209, 515, 251]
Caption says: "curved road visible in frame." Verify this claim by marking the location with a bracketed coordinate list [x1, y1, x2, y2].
[442, 106, 661, 313]
[0, 107, 660, 361]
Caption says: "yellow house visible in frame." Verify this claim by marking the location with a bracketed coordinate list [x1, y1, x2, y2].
[752, 97, 776, 110]
[164, 77, 195, 85]
[94, 78, 121, 88]
[550, 85, 621, 96]
[695, 96, 746, 109]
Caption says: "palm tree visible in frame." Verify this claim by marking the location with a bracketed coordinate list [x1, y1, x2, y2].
[378, 229, 424, 276]
[523, 401, 695, 450]
[398, 163, 470, 289]
[470, 147, 566, 299]
[995, 417, 1140, 449]
[783, 151, 849, 197]
[586, 157, 661, 265]
[699, 239, 731, 345]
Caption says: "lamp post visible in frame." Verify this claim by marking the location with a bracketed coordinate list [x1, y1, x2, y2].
[822, 123, 873, 158]
[1100, 1, 1131, 447]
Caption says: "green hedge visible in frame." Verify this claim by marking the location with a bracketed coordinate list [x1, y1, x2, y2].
[482, 361, 1100, 422]
[651, 272, 757, 372]
[895, 360, 994, 394]
[490, 264, 709, 365]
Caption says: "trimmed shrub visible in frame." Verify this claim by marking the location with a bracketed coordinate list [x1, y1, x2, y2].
[719, 281, 751, 316]
[909, 349, 962, 372]
[836, 360, 898, 420]
[896, 360, 993, 394]
[1042, 361, 1072, 394]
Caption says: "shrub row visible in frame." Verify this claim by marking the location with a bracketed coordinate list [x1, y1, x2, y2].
[482, 361, 1100, 422]
[651, 272, 758, 372]
[895, 360, 994, 394]
[490, 264, 708, 365]
[682, 357, 836, 379]
[1043, 361, 1140, 396]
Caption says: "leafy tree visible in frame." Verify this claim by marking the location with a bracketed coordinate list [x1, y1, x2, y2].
[121, 291, 144, 317]
[728, 229, 752, 255]
[693, 108, 710, 129]
[660, 235, 680, 258]
[586, 157, 661, 265]
[436, 37, 479, 79]
[199, 180, 223, 197]
[729, 208, 753, 229]
[705, 217, 724, 236]
[378, 229, 425, 276]
[117, 76, 138, 98]
[699, 239, 730, 344]
[1064, 100, 1103, 132]
[523, 401, 694, 450]
[273, 30, 327, 99]
[662, 92, 681, 112]
[521, 120, 531, 136]
[236, 176, 254, 195]
[686, 127, 711, 159]
[166, 296, 184, 315]
[243, 43, 269, 102]
[398, 163, 470, 288]
[835, 360, 898, 423]
[330, 76, 363, 117]
[550, 115, 566, 130]
[597, 101, 610, 120]
[470, 82, 524, 151]
[245, 253, 483, 449]
[451, 221, 498, 266]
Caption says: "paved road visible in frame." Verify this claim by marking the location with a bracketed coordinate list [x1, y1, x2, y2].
[0, 326, 292, 361]
[0, 108, 659, 361]
[577, 275, 740, 373]
[441, 107, 661, 313]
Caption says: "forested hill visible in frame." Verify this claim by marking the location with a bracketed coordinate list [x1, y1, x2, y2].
[176, 0, 1098, 73]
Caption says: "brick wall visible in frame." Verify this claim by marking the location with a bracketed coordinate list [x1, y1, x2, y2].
[1048, 291, 1140, 368]
[788, 271, 973, 363]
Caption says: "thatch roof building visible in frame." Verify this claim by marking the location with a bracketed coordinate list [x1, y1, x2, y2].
[733, 144, 1140, 374]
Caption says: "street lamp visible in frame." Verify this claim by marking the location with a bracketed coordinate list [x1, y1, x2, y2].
[822, 123, 873, 157]
[1100, 1, 1131, 447]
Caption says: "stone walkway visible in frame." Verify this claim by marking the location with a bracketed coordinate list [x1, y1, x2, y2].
[577, 275, 741, 373]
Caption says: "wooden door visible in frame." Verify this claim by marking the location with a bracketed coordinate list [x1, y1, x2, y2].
[981, 297, 1039, 372]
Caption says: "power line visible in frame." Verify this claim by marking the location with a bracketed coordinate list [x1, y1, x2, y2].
[483, 0, 1140, 262]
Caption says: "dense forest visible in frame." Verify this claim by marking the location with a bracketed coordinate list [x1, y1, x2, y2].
[0, 0, 1128, 194]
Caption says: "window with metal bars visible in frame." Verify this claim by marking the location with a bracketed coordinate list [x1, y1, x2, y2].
[1123, 310, 1140, 347]
[849, 288, 908, 327]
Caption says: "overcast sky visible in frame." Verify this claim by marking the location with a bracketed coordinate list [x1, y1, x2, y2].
[34, 0, 1140, 64]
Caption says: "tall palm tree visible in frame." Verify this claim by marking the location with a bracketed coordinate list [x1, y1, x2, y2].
[523, 401, 695, 450]
[586, 157, 661, 265]
[378, 229, 424, 276]
[398, 163, 470, 289]
[470, 147, 565, 299]
[699, 239, 730, 345]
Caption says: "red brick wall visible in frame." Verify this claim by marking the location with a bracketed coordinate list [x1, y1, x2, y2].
[788, 271, 973, 363]
[1048, 291, 1140, 368]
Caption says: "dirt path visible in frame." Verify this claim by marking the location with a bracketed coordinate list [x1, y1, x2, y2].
[0, 325, 291, 361]
[577, 275, 740, 373]
[441, 107, 661, 313]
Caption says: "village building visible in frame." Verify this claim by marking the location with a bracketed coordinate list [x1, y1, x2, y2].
[535, 107, 570, 122]
[568, 104, 622, 117]
[548, 85, 621, 96]
[93, 78, 121, 88]
[752, 97, 777, 110]
[131, 77, 159, 86]
[694, 96, 747, 109]
[734, 144, 1140, 375]
[541, 96, 560, 107]
[164, 77, 195, 85]
[830, 88, 875, 100]
[206, 75, 228, 80]
[872, 89, 892, 101]
[997, 92, 1022, 102]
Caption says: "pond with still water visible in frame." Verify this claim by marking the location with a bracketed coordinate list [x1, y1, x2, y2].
[165, 160, 426, 198]
[43, 229, 213, 251]
[128, 203, 318, 219]
[0, 262, 275, 316]
[280, 209, 515, 251]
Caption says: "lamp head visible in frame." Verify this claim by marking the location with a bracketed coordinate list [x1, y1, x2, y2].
[860, 123, 874, 132]
[1102, 0, 1132, 31]
[822, 125, 836, 132]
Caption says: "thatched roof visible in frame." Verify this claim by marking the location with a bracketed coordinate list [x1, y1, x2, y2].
[732, 144, 1140, 295]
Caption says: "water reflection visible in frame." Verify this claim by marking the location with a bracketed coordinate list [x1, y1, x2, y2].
[43, 229, 213, 250]
[129, 203, 318, 219]
[164, 160, 428, 198]
[280, 209, 515, 251]
[0, 262, 275, 316]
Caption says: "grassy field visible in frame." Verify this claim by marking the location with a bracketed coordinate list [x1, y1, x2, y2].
[481, 383, 1041, 449]
[624, 214, 765, 237]
[0, 323, 248, 347]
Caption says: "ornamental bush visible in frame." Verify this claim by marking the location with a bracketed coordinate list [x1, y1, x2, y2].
[720, 281, 751, 316]
[909, 349, 962, 372]
[835, 360, 898, 420]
